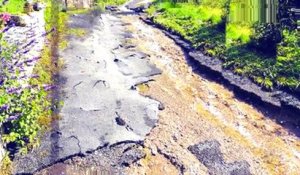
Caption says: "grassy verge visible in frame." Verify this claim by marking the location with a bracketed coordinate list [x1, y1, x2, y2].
[0, 0, 68, 173]
[147, 0, 300, 90]
[95, 0, 127, 8]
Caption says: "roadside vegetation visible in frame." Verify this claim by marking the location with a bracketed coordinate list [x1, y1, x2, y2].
[146, 0, 300, 90]
[0, 0, 129, 166]
[0, 0, 68, 172]
[0, 0, 26, 14]
[95, 0, 127, 8]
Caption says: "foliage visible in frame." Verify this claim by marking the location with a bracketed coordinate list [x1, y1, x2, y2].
[0, 153, 11, 174]
[276, 30, 300, 88]
[151, 1, 227, 56]
[0, 42, 52, 149]
[249, 23, 282, 55]
[95, 0, 127, 8]
[226, 23, 252, 45]
[148, 0, 300, 90]
[0, 0, 26, 15]
[0, 0, 69, 159]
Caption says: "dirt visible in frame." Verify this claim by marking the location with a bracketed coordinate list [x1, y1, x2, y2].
[121, 15, 300, 175]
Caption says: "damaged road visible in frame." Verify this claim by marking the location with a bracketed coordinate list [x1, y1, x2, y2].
[12, 8, 161, 174]
[10, 1, 300, 175]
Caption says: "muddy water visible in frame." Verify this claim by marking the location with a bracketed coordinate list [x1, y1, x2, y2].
[122, 15, 300, 175]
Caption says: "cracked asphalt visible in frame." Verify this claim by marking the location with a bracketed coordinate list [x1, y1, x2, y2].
[12, 8, 161, 174]
[9, 1, 300, 175]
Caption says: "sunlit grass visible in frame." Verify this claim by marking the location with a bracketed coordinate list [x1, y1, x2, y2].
[148, 0, 300, 90]
[0, 0, 25, 14]
[226, 23, 253, 44]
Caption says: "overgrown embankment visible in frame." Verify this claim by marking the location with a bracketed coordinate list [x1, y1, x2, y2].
[146, 0, 300, 91]
[0, 0, 68, 173]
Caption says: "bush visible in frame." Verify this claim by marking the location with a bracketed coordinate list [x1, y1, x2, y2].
[226, 23, 253, 45]
[276, 30, 300, 88]
[0, 43, 52, 150]
[249, 23, 282, 56]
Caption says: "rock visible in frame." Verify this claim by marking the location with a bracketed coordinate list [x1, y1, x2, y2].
[126, 1, 152, 13]
[188, 140, 251, 175]
[118, 147, 145, 166]
[33, 2, 43, 11]
[105, 5, 119, 12]
[188, 140, 224, 167]
[134, 52, 148, 59]
[158, 102, 165, 110]
[7, 15, 26, 27]
[0, 140, 5, 164]
[115, 116, 126, 126]
[24, 1, 33, 13]
[2, 0, 9, 5]
[123, 32, 134, 38]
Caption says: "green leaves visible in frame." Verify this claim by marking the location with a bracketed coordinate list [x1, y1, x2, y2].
[0, 43, 52, 150]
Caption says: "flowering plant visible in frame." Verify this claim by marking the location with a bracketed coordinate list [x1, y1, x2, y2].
[0, 40, 52, 149]
[1, 13, 11, 23]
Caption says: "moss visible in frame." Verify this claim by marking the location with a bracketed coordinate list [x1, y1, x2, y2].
[0, 153, 12, 175]
[137, 83, 150, 93]
[68, 28, 87, 37]
[58, 40, 68, 50]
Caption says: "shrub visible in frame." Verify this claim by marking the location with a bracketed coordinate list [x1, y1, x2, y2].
[249, 23, 282, 56]
[226, 23, 253, 45]
[0, 43, 52, 150]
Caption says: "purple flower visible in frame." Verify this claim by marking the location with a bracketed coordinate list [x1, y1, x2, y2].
[43, 84, 56, 91]
[15, 61, 24, 67]
[30, 74, 39, 79]
[0, 79, 4, 86]
[0, 104, 9, 111]
[10, 75, 18, 79]
[24, 56, 40, 64]
[18, 75, 27, 79]
[25, 84, 37, 89]
[6, 86, 22, 94]
[2, 26, 11, 33]
[42, 27, 55, 37]
[7, 114, 21, 121]
[22, 39, 36, 49]
[23, 49, 30, 54]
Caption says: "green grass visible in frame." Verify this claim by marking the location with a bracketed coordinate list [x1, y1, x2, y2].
[226, 23, 252, 45]
[95, 0, 127, 9]
[0, 0, 26, 14]
[147, 0, 300, 90]
[151, 1, 226, 52]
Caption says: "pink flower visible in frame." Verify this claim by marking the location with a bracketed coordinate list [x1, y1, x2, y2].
[1, 13, 11, 22]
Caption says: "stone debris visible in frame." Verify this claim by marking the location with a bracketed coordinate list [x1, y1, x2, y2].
[188, 140, 251, 175]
